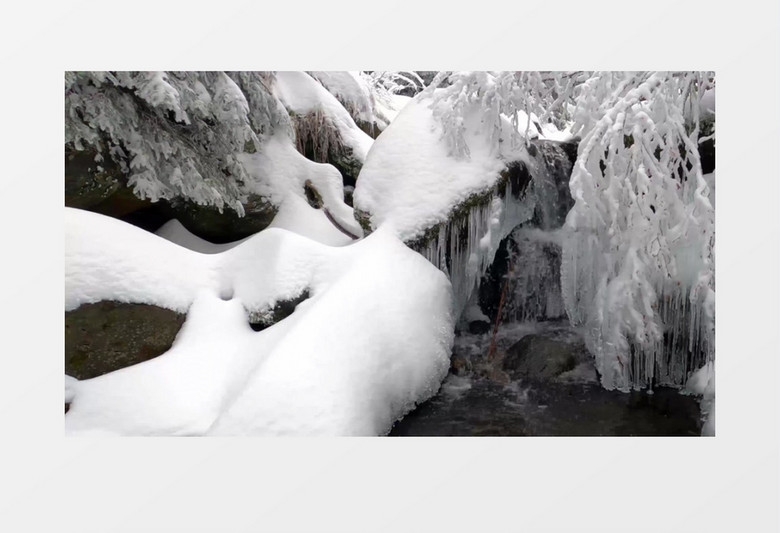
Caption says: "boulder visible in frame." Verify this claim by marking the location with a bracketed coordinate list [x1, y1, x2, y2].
[503, 334, 591, 382]
[66, 143, 278, 242]
[65, 301, 186, 380]
[168, 194, 277, 244]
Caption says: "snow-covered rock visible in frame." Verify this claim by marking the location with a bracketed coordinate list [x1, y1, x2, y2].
[66, 71, 363, 244]
[274, 71, 375, 184]
[353, 92, 572, 320]
[65, 207, 454, 436]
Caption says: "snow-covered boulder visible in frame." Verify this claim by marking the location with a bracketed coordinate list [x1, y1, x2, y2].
[65, 71, 364, 243]
[353, 92, 574, 319]
[65, 207, 454, 435]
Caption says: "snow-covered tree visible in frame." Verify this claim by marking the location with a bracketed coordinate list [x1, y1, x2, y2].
[66, 71, 291, 214]
[423, 71, 715, 390]
[561, 71, 715, 391]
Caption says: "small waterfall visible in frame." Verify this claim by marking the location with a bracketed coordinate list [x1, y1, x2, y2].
[475, 141, 575, 325]
[417, 136, 711, 392]
[500, 229, 566, 323]
[413, 140, 576, 320]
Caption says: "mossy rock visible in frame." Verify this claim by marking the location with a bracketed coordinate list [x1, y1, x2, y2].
[65, 301, 186, 380]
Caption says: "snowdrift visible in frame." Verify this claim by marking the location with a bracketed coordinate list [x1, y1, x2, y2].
[65, 207, 454, 436]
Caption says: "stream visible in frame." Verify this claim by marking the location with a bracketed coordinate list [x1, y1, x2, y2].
[390, 321, 703, 436]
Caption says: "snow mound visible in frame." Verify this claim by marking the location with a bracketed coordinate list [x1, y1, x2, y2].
[65, 209, 454, 436]
[65, 209, 214, 313]
[268, 194, 355, 247]
[353, 97, 525, 243]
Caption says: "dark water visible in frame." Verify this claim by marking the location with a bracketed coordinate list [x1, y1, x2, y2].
[390, 322, 703, 437]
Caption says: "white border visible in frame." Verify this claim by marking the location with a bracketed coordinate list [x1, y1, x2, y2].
[1, 1, 778, 531]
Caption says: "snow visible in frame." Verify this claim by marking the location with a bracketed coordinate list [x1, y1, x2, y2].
[65, 209, 454, 436]
[268, 194, 355, 246]
[237, 132, 363, 239]
[308, 71, 374, 124]
[373, 93, 412, 129]
[538, 121, 575, 142]
[65, 208, 214, 313]
[559, 72, 715, 391]
[273, 71, 374, 163]
[354, 93, 544, 318]
[353, 97, 522, 243]
[685, 361, 715, 436]
[209, 228, 453, 435]
[699, 87, 715, 117]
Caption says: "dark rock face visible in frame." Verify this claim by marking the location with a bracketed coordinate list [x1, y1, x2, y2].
[66, 143, 279, 243]
[502, 160, 533, 198]
[477, 236, 512, 321]
[355, 119, 381, 140]
[169, 194, 277, 244]
[503, 334, 590, 382]
[65, 301, 186, 380]
[698, 119, 715, 175]
[468, 320, 491, 335]
[527, 139, 577, 230]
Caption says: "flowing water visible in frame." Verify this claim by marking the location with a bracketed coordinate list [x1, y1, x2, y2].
[390, 321, 703, 436]
[395, 140, 706, 436]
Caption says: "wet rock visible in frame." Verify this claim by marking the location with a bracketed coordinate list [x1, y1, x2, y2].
[503, 334, 590, 382]
[65, 301, 186, 380]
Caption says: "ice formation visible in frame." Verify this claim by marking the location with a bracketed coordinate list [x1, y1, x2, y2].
[356, 71, 715, 395]
[560, 72, 715, 391]
[65, 71, 716, 437]
[685, 361, 715, 436]
[354, 90, 575, 319]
